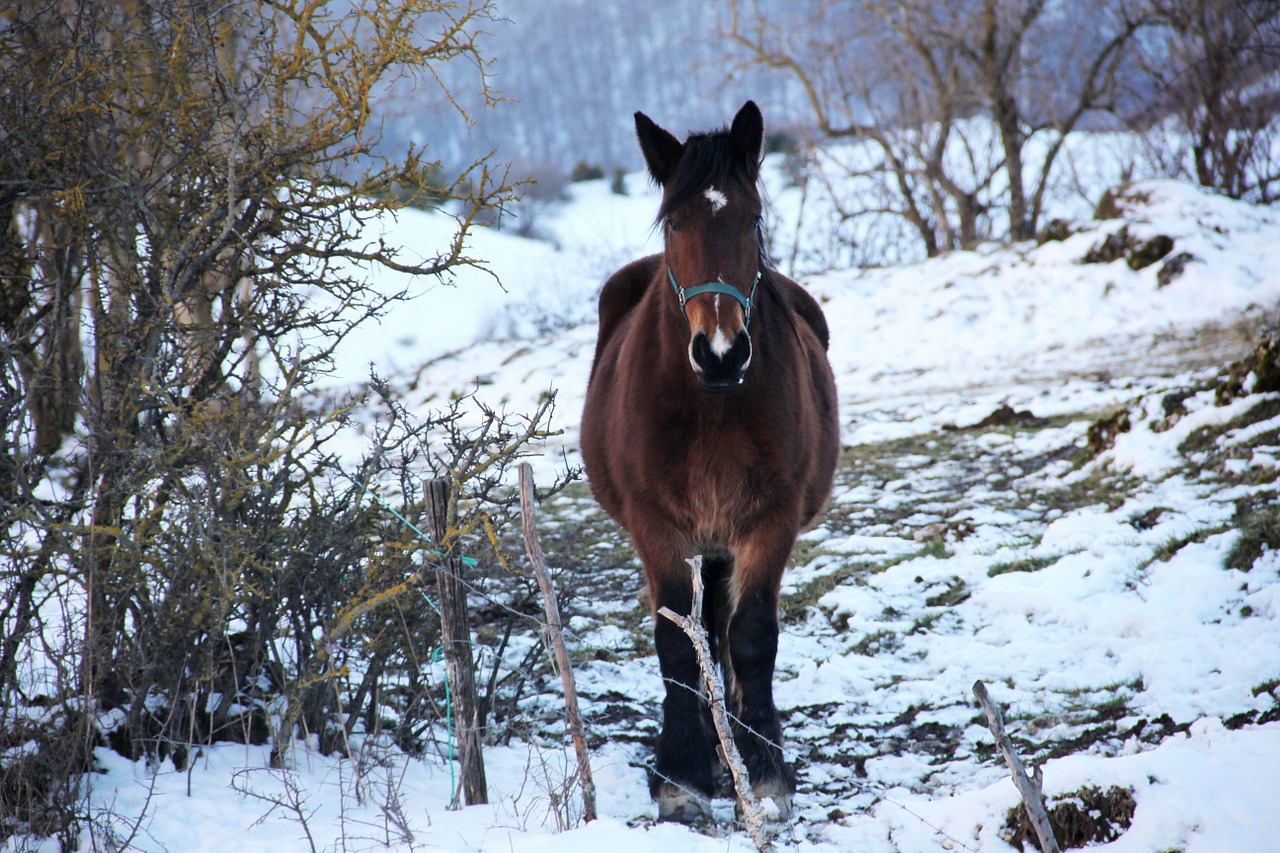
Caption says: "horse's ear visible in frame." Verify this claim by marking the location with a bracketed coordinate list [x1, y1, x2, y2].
[730, 100, 764, 180]
[635, 111, 683, 185]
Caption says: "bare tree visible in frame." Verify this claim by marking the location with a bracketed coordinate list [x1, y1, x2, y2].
[725, 0, 1146, 256]
[1137, 0, 1280, 202]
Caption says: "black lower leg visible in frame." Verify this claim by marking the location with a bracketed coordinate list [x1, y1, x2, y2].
[726, 587, 794, 795]
[651, 580, 716, 802]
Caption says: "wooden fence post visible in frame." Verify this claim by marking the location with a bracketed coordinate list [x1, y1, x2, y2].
[518, 463, 598, 823]
[425, 478, 488, 807]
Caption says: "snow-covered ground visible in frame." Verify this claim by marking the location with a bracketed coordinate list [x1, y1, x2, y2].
[41, 170, 1280, 852]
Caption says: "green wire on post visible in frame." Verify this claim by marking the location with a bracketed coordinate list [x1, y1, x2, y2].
[348, 476, 478, 567]
[349, 474, 463, 806]
[428, 636, 456, 806]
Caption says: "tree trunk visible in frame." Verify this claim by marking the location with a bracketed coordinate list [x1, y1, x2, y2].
[425, 478, 488, 808]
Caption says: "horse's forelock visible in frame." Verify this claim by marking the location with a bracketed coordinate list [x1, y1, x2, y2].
[655, 131, 756, 224]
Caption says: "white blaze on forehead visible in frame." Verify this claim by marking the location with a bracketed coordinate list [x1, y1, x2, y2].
[704, 186, 728, 214]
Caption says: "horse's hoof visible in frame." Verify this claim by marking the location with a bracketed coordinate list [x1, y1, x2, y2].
[736, 780, 793, 822]
[656, 783, 712, 824]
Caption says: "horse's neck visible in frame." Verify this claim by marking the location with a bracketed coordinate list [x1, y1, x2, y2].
[647, 271, 693, 362]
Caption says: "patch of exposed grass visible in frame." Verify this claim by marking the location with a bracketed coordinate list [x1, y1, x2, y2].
[1003, 786, 1137, 851]
[782, 560, 877, 622]
[987, 553, 1065, 577]
[1179, 393, 1280, 457]
[851, 630, 903, 657]
[788, 536, 826, 572]
[1225, 504, 1280, 572]
[924, 578, 969, 607]
[1088, 691, 1134, 721]
[1137, 523, 1232, 573]
[1086, 409, 1131, 455]
[909, 612, 946, 635]
[534, 504, 636, 576]
[914, 539, 952, 561]
[1045, 468, 1142, 513]
[784, 542, 950, 624]
[839, 431, 962, 475]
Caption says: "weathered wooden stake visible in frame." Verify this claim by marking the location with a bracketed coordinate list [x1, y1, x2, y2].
[518, 463, 598, 823]
[659, 556, 774, 853]
[973, 680, 1060, 853]
[425, 478, 488, 807]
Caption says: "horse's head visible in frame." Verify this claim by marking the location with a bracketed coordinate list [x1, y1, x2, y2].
[636, 101, 765, 394]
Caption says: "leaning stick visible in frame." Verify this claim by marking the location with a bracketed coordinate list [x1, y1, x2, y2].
[972, 680, 1061, 853]
[658, 556, 773, 853]
[518, 463, 597, 823]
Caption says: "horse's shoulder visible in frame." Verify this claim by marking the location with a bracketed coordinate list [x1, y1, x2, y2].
[773, 272, 830, 351]
[598, 254, 660, 344]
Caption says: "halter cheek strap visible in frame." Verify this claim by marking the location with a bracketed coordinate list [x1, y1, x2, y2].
[668, 268, 760, 327]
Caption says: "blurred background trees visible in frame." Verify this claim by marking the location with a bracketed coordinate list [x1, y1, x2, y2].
[1136, 0, 1280, 202]
[374, 0, 1278, 260]
[366, 0, 1276, 264]
[726, 0, 1147, 255]
[724, 0, 1278, 259]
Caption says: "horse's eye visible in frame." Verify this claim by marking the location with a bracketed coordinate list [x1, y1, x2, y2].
[667, 217, 680, 232]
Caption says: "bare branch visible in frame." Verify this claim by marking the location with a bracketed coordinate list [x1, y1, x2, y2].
[973, 680, 1061, 853]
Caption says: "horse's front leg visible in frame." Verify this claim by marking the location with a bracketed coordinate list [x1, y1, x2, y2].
[726, 524, 797, 818]
[638, 532, 718, 822]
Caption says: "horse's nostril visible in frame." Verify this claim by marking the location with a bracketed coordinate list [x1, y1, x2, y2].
[690, 332, 713, 370]
[691, 330, 750, 363]
[690, 329, 751, 391]
[727, 329, 751, 369]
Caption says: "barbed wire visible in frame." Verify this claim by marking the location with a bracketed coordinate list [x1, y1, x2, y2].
[388, 547, 984, 848]
[335, 475, 998, 849]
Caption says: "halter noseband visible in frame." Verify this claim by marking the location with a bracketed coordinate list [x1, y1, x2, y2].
[667, 268, 760, 328]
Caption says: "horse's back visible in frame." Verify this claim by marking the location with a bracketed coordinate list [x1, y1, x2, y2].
[767, 271, 839, 524]
[590, 253, 661, 377]
[775, 272, 831, 352]
[581, 254, 661, 521]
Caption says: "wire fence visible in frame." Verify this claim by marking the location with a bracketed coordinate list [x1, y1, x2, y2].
[353, 473, 985, 851]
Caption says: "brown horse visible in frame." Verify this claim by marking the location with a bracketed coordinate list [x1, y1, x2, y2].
[580, 101, 839, 822]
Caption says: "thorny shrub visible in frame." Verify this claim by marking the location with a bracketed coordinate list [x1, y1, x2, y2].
[0, 0, 565, 844]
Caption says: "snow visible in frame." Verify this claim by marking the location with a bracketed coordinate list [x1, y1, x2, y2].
[17, 165, 1280, 852]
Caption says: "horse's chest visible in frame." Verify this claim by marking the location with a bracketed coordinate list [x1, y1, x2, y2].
[654, 416, 768, 534]
[685, 469, 753, 538]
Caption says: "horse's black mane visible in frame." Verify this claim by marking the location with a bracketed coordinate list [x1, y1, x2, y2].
[656, 129, 744, 223]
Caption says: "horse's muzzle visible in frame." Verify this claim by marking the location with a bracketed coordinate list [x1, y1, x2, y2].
[689, 329, 751, 393]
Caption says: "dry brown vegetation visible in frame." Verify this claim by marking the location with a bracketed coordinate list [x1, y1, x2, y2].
[0, 0, 560, 843]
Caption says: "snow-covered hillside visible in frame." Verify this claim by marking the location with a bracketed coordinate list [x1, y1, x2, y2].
[61, 178, 1280, 853]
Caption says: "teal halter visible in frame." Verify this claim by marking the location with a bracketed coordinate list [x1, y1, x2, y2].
[667, 268, 760, 327]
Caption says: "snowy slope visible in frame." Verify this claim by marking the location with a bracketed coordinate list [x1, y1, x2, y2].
[51, 177, 1280, 853]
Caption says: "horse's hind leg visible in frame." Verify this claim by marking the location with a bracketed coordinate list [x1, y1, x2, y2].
[643, 540, 718, 822]
[726, 535, 796, 818]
